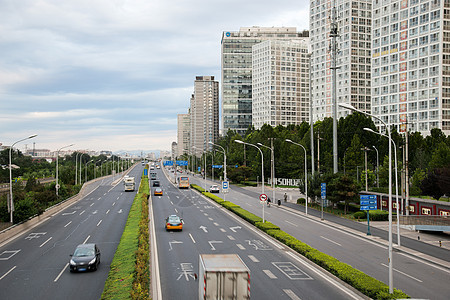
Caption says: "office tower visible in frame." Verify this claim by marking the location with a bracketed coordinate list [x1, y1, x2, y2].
[309, 0, 372, 122]
[190, 76, 219, 153]
[252, 39, 310, 129]
[221, 27, 308, 135]
[371, 0, 449, 135]
[177, 113, 190, 157]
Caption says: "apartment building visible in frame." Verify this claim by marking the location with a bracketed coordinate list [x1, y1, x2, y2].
[252, 39, 310, 129]
[309, 0, 372, 122]
[190, 76, 219, 154]
[177, 113, 190, 157]
[221, 27, 308, 135]
[371, 0, 450, 135]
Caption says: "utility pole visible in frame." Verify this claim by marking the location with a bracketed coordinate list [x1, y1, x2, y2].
[317, 131, 320, 175]
[405, 121, 410, 215]
[330, 2, 340, 174]
[309, 52, 315, 176]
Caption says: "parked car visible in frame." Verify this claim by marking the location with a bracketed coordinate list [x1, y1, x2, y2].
[209, 185, 220, 193]
[165, 215, 183, 231]
[154, 187, 163, 196]
[69, 243, 100, 272]
[153, 180, 160, 187]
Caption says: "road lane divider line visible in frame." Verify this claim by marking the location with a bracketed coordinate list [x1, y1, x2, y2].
[112, 202, 116, 206]
[79, 210, 85, 215]
[117, 196, 120, 200]
[381, 263, 423, 282]
[83, 235, 90, 244]
[320, 236, 342, 247]
[40, 237, 52, 248]
[97, 220, 103, 227]
[54, 263, 69, 282]
[189, 233, 196, 243]
[208, 217, 213, 221]
[64, 221, 72, 228]
[263, 269, 277, 279]
[283, 289, 302, 300]
[0, 266, 17, 281]
[97, 197, 101, 201]
[236, 244, 246, 250]
[175, 208, 178, 213]
[90, 203, 94, 207]
[248, 255, 259, 263]
[106, 209, 110, 214]
[227, 235, 235, 240]
[397, 252, 450, 273]
[285, 220, 299, 227]
[220, 228, 226, 232]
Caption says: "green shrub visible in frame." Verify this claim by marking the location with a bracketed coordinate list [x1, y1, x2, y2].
[191, 184, 205, 193]
[242, 181, 257, 187]
[255, 221, 280, 231]
[229, 207, 263, 224]
[221, 201, 240, 210]
[353, 211, 366, 219]
[297, 198, 306, 204]
[369, 210, 389, 221]
[203, 192, 224, 204]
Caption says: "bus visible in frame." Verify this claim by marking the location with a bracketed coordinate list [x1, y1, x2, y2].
[178, 176, 189, 189]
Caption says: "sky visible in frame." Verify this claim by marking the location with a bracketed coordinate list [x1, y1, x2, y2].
[0, 0, 309, 152]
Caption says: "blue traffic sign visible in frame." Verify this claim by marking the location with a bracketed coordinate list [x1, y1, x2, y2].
[360, 195, 376, 200]
[163, 160, 173, 166]
[321, 183, 326, 199]
[222, 181, 228, 189]
[176, 160, 188, 166]
[212, 165, 223, 169]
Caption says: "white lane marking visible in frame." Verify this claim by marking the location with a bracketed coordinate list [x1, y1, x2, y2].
[227, 235, 235, 241]
[285, 220, 298, 227]
[175, 208, 178, 213]
[90, 203, 94, 207]
[220, 228, 226, 233]
[230, 226, 241, 232]
[170, 201, 174, 205]
[112, 202, 116, 206]
[236, 244, 246, 250]
[320, 236, 342, 247]
[398, 252, 450, 274]
[54, 263, 69, 282]
[283, 289, 302, 300]
[97, 197, 101, 201]
[0, 266, 17, 281]
[263, 269, 277, 279]
[97, 220, 103, 227]
[208, 241, 223, 251]
[104, 193, 107, 196]
[83, 235, 90, 244]
[106, 209, 110, 214]
[199, 226, 208, 233]
[265, 212, 271, 215]
[248, 255, 259, 263]
[40, 237, 52, 248]
[246, 203, 252, 206]
[204, 213, 209, 216]
[62, 211, 76, 215]
[213, 222, 219, 226]
[208, 217, 213, 221]
[79, 210, 85, 215]
[381, 263, 423, 282]
[189, 233, 196, 243]
[64, 221, 72, 228]
[117, 196, 120, 200]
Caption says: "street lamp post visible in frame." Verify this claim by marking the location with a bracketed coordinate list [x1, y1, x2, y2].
[79, 153, 84, 185]
[75, 152, 80, 185]
[257, 142, 275, 207]
[285, 139, 308, 215]
[209, 142, 227, 183]
[364, 128, 401, 247]
[9, 134, 37, 223]
[85, 160, 93, 183]
[373, 146, 379, 188]
[56, 144, 74, 196]
[340, 103, 394, 293]
[234, 140, 266, 222]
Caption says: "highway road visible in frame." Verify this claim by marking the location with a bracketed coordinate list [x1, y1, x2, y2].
[153, 166, 366, 300]
[187, 173, 450, 300]
[0, 165, 143, 300]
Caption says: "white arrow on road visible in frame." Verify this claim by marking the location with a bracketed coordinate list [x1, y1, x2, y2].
[199, 226, 208, 233]
[230, 226, 241, 232]
[208, 241, 223, 251]
[169, 240, 183, 251]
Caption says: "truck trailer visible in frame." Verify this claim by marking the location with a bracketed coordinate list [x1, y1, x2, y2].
[123, 176, 135, 192]
[198, 254, 250, 300]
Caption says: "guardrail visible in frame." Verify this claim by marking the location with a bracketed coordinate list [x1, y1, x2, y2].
[399, 215, 450, 226]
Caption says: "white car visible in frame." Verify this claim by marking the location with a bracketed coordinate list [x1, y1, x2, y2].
[209, 185, 220, 193]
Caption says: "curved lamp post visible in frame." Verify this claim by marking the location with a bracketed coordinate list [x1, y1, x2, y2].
[364, 127, 401, 247]
[340, 103, 393, 293]
[234, 140, 266, 222]
[9, 134, 37, 223]
[56, 144, 74, 196]
[257, 142, 275, 209]
[285, 139, 308, 215]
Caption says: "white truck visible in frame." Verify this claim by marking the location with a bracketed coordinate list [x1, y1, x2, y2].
[123, 176, 135, 192]
[198, 254, 250, 300]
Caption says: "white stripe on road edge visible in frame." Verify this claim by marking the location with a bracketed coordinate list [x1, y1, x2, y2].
[40, 237, 52, 248]
[285, 220, 298, 227]
[54, 263, 69, 282]
[83, 235, 90, 244]
[248, 255, 260, 263]
[106, 209, 110, 214]
[320, 236, 342, 247]
[283, 289, 302, 300]
[263, 269, 277, 279]
[0, 266, 16, 281]
[381, 263, 422, 282]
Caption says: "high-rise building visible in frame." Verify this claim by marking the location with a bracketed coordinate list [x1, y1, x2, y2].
[252, 39, 310, 129]
[309, 0, 372, 122]
[371, 0, 450, 135]
[177, 113, 190, 157]
[190, 76, 219, 153]
[221, 27, 308, 135]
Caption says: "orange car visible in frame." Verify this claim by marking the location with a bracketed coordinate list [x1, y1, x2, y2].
[154, 187, 163, 196]
[165, 215, 183, 231]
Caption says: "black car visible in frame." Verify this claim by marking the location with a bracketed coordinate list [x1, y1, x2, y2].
[153, 180, 160, 187]
[69, 243, 100, 272]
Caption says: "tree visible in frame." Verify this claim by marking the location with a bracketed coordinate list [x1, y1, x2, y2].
[420, 167, 450, 200]
[328, 174, 359, 214]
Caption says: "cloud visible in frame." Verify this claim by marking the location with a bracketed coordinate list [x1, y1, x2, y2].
[0, 0, 310, 151]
